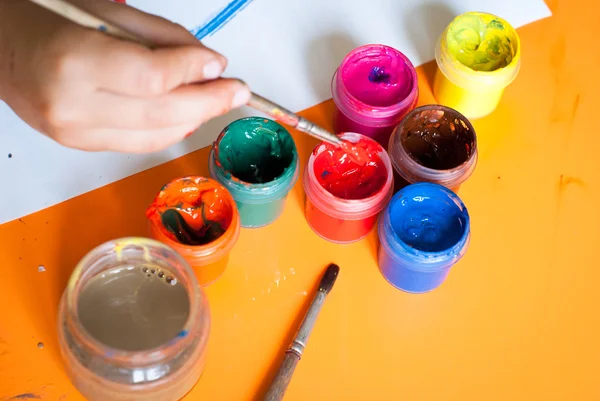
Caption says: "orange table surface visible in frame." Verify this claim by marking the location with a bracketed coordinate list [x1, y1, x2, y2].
[1, 1, 599, 400]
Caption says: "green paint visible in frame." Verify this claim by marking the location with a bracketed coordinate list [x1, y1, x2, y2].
[447, 13, 517, 72]
[217, 118, 295, 184]
[161, 208, 224, 246]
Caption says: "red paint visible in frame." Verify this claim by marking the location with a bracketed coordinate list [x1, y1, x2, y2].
[313, 139, 387, 199]
[338, 139, 377, 165]
[303, 133, 394, 244]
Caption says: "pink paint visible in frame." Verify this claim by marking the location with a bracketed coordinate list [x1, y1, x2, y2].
[331, 44, 418, 147]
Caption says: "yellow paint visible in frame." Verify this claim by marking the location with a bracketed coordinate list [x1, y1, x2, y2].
[433, 12, 521, 119]
[113, 237, 153, 262]
[447, 13, 517, 72]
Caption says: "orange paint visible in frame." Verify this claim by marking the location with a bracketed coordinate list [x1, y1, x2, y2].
[146, 177, 240, 286]
[1, 3, 600, 400]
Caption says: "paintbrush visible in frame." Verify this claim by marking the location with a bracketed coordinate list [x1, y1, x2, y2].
[261, 263, 340, 401]
[247, 93, 343, 146]
[27, 0, 343, 147]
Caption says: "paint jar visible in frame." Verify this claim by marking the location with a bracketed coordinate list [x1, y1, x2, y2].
[304, 132, 394, 243]
[378, 183, 470, 293]
[209, 117, 299, 228]
[332, 44, 419, 147]
[388, 105, 477, 193]
[146, 176, 240, 286]
[58, 238, 210, 401]
[434, 12, 521, 119]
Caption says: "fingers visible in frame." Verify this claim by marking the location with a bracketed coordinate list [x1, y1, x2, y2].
[57, 123, 198, 153]
[85, 79, 250, 130]
[66, 0, 201, 47]
[62, 0, 229, 96]
[82, 36, 227, 96]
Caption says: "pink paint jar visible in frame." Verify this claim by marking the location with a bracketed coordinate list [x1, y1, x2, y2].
[332, 44, 419, 147]
[303, 132, 394, 244]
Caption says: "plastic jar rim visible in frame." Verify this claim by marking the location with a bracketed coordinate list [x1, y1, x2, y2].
[209, 148, 299, 204]
[64, 237, 205, 364]
[435, 12, 521, 91]
[388, 104, 478, 188]
[332, 44, 419, 124]
[378, 184, 471, 270]
[303, 132, 394, 220]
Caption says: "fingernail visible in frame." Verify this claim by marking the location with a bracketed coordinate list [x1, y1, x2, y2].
[231, 87, 251, 108]
[203, 60, 223, 80]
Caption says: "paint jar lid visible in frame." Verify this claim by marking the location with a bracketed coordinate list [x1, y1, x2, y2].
[303, 132, 394, 220]
[378, 183, 471, 270]
[435, 12, 521, 91]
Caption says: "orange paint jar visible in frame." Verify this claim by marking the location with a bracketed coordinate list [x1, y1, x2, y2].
[146, 177, 240, 286]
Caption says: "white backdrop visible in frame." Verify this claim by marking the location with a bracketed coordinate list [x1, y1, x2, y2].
[0, 0, 551, 224]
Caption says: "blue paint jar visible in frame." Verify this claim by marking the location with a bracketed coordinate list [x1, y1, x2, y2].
[209, 117, 299, 228]
[378, 183, 470, 293]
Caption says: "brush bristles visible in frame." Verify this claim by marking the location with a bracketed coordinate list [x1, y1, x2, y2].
[318, 263, 340, 294]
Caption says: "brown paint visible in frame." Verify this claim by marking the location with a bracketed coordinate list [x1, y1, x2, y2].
[400, 107, 475, 170]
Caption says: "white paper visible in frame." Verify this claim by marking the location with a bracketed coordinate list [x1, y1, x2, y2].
[0, 0, 551, 224]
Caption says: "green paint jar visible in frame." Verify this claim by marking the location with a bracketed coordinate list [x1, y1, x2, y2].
[209, 117, 299, 228]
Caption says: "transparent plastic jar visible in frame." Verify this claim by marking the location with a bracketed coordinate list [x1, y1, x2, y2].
[303, 132, 394, 243]
[378, 183, 471, 293]
[433, 12, 521, 119]
[147, 176, 240, 286]
[388, 105, 477, 193]
[58, 237, 210, 401]
[209, 117, 299, 228]
[332, 44, 419, 146]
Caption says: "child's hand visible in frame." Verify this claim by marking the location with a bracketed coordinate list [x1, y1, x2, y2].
[0, 0, 250, 153]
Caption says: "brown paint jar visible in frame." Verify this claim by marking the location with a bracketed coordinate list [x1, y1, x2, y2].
[387, 105, 477, 193]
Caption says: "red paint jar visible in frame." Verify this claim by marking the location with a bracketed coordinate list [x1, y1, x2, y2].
[303, 133, 394, 243]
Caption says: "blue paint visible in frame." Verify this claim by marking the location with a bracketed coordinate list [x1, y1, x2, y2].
[377, 183, 470, 293]
[190, 0, 255, 40]
[209, 118, 299, 228]
[368, 66, 391, 84]
[177, 330, 188, 338]
[98, 25, 107, 32]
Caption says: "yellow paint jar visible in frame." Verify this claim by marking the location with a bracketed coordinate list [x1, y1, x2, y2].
[433, 12, 521, 119]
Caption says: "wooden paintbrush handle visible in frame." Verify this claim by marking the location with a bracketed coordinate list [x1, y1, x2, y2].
[262, 351, 301, 401]
[28, 0, 153, 47]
